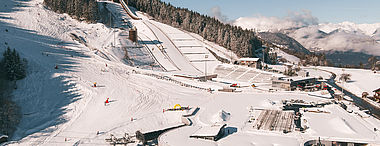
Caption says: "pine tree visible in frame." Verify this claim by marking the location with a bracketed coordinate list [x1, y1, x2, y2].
[44, 0, 99, 22]
[1, 47, 27, 81]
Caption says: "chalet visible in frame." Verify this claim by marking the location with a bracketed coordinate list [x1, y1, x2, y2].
[272, 77, 316, 91]
[238, 58, 261, 69]
[373, 88, 380, 101]
[190, 124, 226, 141]
[374, 88, 380, 95]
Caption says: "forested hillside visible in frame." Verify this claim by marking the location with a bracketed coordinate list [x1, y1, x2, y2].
[260, 32, 329, 66]
[126, 0, 262, 58]
[44, 0, 99, 23]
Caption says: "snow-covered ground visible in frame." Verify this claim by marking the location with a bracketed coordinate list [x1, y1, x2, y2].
[272, 48, 300, 64]
[319, 67, 380, 97]
[1, 0, 380, 145]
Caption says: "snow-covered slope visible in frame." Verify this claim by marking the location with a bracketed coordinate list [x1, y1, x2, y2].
[0, 0, 223, 144]
[0, 0, 203, 144]
[1, 0, 380, 146]
[373, 28, 380, 42]
[318, 22, 380, 36]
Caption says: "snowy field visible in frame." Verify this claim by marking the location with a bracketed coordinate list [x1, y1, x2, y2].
[1, 0, 380, 145]
[319, 67, 380, 97]
[273, 48, 300, 64]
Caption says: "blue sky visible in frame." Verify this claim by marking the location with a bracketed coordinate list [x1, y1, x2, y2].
[160, 0, 380, 24]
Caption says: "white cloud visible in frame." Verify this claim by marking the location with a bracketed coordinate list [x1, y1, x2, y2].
[209, 6, 228, 22]
[289, 26, 380, 56]
[233, 10, 380, 56]
[233, 10, 318, 31]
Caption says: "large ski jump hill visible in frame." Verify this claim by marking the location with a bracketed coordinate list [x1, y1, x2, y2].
[0, 0, 380, 146]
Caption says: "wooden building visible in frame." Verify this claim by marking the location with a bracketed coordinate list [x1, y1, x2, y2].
[238, 58, 262, 69]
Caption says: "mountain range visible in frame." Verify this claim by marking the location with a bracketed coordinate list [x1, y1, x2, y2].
[234, 16, 380, 66]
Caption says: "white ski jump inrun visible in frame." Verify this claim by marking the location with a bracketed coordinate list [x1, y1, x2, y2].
[120, 0, 141, 20]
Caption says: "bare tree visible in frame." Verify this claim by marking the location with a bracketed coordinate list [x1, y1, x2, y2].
[339, 73, 351, 82]
[368, 56, 378, 70]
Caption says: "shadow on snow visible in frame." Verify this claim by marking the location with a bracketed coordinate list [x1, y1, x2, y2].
[0, 0, 91, 141]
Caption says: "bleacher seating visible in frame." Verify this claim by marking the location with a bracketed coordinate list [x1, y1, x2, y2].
[214, 65, 273, 83]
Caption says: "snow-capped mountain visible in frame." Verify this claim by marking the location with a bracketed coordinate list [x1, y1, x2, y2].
[284, 23, 380, 66]
[318, 21, 380, 36]
[373, 28, 380, 42]
[234, 14, 380, 66]
[283, 25, 380, 55]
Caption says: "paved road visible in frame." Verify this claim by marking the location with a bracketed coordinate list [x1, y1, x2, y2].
[323, 69, 380, 119]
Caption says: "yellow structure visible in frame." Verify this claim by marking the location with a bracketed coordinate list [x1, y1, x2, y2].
[174, 104, 181, 109]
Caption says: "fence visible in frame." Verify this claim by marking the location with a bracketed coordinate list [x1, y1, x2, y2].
[132, 70, 212, 92]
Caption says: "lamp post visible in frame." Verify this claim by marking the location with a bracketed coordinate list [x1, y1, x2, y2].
[205, 54, 208, 81]
[342, 69, 345, 97]
[230, 49, 233, 64]
[262, 47, 265, 69]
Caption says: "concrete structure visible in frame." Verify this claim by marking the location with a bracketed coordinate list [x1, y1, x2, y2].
[238, 58, 261, 69]
[129, 26, 137, 43]
[190, 124, 226, 141]
[272, 76, 316, 91]
[304, 139, 367, 146]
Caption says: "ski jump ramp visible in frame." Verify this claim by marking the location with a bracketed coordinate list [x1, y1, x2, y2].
[120, 0, 141, 20]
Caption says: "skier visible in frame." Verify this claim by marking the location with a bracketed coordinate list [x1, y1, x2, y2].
[93, 82, 97, 87]
[104, 98, 109, 106]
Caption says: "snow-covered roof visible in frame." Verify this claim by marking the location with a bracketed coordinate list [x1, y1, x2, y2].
[0, 134, 8, 139]
[238, 58, 260, 62]
[191, 124, 226, 137]
[285, 76, 316, 82]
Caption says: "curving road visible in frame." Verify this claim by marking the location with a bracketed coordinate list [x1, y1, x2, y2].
[321, 69, 380, 119]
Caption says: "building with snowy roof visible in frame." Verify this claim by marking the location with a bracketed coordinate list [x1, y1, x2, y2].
[190, 124, 226, 141]
[272, 76, 316, 91]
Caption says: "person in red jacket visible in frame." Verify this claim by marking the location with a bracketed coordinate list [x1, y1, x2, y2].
[104, 98, 109, 106]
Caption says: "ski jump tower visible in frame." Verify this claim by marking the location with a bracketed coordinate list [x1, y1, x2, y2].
[129, 26, 138, 43]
